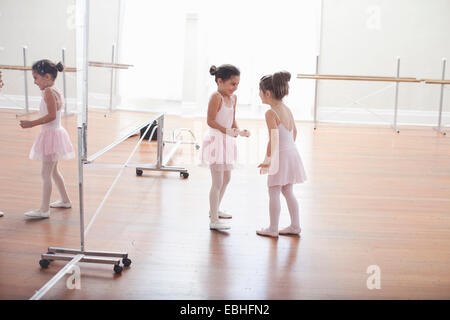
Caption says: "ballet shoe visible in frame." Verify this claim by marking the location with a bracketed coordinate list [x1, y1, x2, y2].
[279, 226, 301, 236]
[50, 201, 72, 208]
[218, 210, 232, 219]
[214, 211, 232, 219]
[256, 228, 278, 238]
[24, 209, 50, 219]
[209, 221, 231, 230]
[209, 210, 232, 219]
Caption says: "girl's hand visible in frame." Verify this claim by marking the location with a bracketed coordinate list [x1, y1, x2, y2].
[258, 163, 270, 175]
[19, 120, 33, 128]
[239, 129, 251, 137]
[226, 128, 239, 137]
[258, 155, 271, 175]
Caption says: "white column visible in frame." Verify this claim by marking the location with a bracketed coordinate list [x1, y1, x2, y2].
[181, 13, 199, 116]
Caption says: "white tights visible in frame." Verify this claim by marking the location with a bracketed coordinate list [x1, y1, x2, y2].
[209, 169, 231, 222]
[40, 161, 71, 212]
[268, 184, 300, 232]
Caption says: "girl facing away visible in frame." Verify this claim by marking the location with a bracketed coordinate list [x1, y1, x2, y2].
[20, 59, 75, 219]
[200, 64, 251, 230]
[257, 71, 307, 237]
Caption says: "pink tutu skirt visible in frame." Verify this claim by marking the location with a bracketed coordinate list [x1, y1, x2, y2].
[200, 130, 237, 171]
[29, 127, 75, 162]
[268, 147, 307, 187]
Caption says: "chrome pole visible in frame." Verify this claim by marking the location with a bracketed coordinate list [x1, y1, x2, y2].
[393, 57, 400, 133]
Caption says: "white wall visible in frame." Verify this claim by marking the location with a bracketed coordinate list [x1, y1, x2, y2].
[318, 0, 450, 125]
[1, 0, 449, 126]
[0, 0, 120, 110]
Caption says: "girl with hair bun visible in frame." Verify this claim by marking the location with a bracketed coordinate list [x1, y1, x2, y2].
[19, 59, 74, 219]
[257, 71, 307, 237]
[201, 64, 251, 230]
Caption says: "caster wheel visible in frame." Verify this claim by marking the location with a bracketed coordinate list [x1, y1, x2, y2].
[195, 144, 200, 150]
[122, 258, 132, 267]
[114, 265, 123, 274]
[180, 172, 189, 179]
[39, 259, 50, 269]
[136, 169, 143, 176]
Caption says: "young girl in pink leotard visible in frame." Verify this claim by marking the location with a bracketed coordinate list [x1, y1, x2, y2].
[200, 64, 251, 230]
[257, 71, 307, 237]
[20, 60, 75, 219]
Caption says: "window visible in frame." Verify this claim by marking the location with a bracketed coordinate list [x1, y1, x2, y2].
[119, 0, 320, 120]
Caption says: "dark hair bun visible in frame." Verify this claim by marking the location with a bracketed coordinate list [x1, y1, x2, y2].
[261, 70, 291, 100]
[56, 62, 64, 72]
[209, 65, 217, 76]
[273, 71, 291, 83]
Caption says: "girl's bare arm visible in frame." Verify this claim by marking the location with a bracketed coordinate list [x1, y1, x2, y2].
[207, 93, 227, 134]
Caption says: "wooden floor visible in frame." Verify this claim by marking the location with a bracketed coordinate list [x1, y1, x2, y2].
[0, 108, 449, 300]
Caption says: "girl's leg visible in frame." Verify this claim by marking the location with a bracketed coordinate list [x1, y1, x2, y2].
[209, 168, 224, 223]
[218, 170, 231, 207]
[281, 184, 300, 229]
[52, 161, 71, 203]
[40, 161, 56, 212]
[268, 185, 282, 231]
[257, 186, 282, 237]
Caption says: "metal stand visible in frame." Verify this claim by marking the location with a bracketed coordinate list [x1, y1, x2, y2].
[82, 114, 191, 178]
[38, 125, 131, 276]
[16, 46, 37, 117]
[32, 110, 194, 300]
[170, 128, 201, 150]
[392, 57, 401, 133]
[61, 48, 76, 117]
[313, 55, 319, 130]
[135, 115, 190, 178]
[105, 43, 116, 117]
[433, 58, 447, 135]
[62, 48, 67, 113]
[30, 0, 131, 300]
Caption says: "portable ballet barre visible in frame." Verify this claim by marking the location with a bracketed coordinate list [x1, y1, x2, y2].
[31, 111, 192, 299]
[299, 55, 448, 134]
[30, 1, 134, 299]
[83, 113, 191, 178]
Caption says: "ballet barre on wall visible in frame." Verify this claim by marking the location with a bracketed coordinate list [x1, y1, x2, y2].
[0, 44, 132, 117]
[299, 56, 448, 135]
